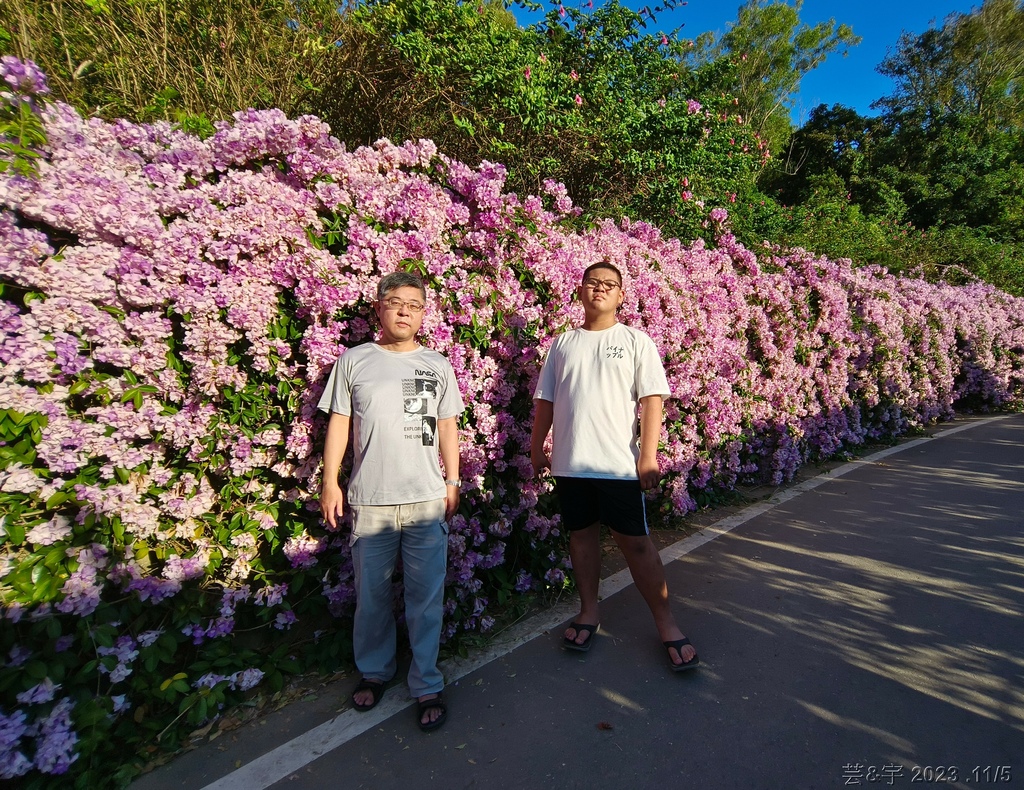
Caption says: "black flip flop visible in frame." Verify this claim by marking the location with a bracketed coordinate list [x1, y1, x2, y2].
[664, 637, 700, 672]
[417, 693, 447, 732]
[562, 622, 599, 652]
[351, 677, 389, 711]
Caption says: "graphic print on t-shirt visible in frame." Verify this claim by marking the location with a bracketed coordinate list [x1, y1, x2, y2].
[403, 377, 439, 445]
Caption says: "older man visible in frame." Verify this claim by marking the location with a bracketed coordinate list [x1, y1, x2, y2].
[319, 271, 464, 731]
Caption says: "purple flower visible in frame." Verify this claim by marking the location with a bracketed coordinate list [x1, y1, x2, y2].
[125, 575, 181, 604]
[231, 668, 264, 691]
[274, 610, 297, 630]
[33, 699, 78, 775]
[26, 515, 73, 546]
[0, 710, 32, 779]
[283, 532, 324, 569]
[136, 629, 163, 648]
[194, 673, 230, 690]
[97, 636, 139, 684]
[163, 553, 208, 582]
[16, 678, 61, 705]
[0, 56, 50, 96]
[255, 583, 287, 607]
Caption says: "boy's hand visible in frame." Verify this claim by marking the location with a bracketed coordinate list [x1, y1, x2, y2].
[637, 457, 661, 490]
[320, 483, 344, 529]
[531, 448, 551, 478]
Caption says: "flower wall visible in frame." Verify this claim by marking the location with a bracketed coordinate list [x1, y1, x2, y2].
[1, 60, 1023, 784]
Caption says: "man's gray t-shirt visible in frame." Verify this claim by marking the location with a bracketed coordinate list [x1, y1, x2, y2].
[317, 343, 464, 506]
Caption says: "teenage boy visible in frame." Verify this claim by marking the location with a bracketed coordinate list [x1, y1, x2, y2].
[319, 271, 464, 730]
[530, 262, 699, 671]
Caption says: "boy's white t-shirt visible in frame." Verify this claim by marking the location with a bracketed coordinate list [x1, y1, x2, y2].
[534, 323, 671, 479]
[317, 343, 464, 505]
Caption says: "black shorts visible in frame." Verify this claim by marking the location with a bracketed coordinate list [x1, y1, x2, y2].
[553, 477, 649, 537]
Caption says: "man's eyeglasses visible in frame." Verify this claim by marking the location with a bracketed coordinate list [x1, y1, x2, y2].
[582, 278, 621, 292]
[380, 297, 426, 313]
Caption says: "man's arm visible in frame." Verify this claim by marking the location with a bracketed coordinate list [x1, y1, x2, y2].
[637, 395, 663, 490]
[530, 398, 554, 477]
[437, 416, 460, 520]
[320, 412, 351, 529]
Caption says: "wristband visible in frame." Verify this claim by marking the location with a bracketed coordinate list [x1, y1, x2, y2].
[445, 479, 461, 488]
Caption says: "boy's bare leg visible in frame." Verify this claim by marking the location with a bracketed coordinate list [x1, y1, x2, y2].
[613, 532, 696, 665]
[565, 522, 602, 645]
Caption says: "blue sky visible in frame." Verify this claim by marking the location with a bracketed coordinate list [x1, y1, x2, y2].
[511, 0, 982, 122]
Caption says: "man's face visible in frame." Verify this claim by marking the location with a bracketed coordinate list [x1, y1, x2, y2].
[578, 267, 624, 314]
[375, 285, 426, 344]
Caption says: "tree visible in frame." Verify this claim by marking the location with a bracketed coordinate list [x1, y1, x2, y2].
[687, 0, 860, 152]
[872, 0, 1024, 241]
[875, 0, 1024, 136]
[759, 103, 908, 222]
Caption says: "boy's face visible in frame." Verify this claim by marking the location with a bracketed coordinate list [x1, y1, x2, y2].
[578, 266, 624, 316]
[374, 285, 426, 344]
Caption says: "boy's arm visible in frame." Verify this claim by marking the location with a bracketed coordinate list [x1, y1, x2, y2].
[530, 399, 554, 477]
[320, 412, 351, 529]
[437, 416, 460, 520]
[637, 395, 663, 490]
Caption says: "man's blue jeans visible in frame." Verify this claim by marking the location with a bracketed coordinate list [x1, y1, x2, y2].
[349, 499, 448, 698]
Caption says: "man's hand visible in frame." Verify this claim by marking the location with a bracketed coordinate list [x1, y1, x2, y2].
[444, 484, 460, 520]
[637, 457, 661, 491]
[531, 448, 551, 478]
[320, 482, 344, 529]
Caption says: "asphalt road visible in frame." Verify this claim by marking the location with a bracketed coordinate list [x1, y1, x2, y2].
[135, 413, 1024, 790]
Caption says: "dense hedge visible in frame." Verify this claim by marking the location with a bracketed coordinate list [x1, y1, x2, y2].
[1, 59, 1023, 785]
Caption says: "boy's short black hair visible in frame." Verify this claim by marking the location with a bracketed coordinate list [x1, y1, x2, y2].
[582, 261, 623, 284]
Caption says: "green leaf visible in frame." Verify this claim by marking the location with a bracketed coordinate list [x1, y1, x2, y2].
[26, 659, 49, 680]
[45, 490, 69, 509]
[44, 544, 67, 570]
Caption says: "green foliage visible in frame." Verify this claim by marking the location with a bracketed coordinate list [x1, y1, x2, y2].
[0, 0, 352, 121]
[0, 93, 48, 177]
[307, 0, 771, 243]
[772, 174, 1024, 296]
[873, 115, 1024, 241]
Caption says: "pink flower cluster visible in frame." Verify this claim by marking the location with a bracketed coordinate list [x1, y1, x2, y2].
[1, 84, 1022, 617]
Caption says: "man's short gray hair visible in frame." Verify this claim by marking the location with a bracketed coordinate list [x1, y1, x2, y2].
[377, 271, 427, 302]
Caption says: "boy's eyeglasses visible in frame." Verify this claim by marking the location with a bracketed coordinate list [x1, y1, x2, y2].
[582, 278, 621, 292]
[380, 298, 425, 313]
